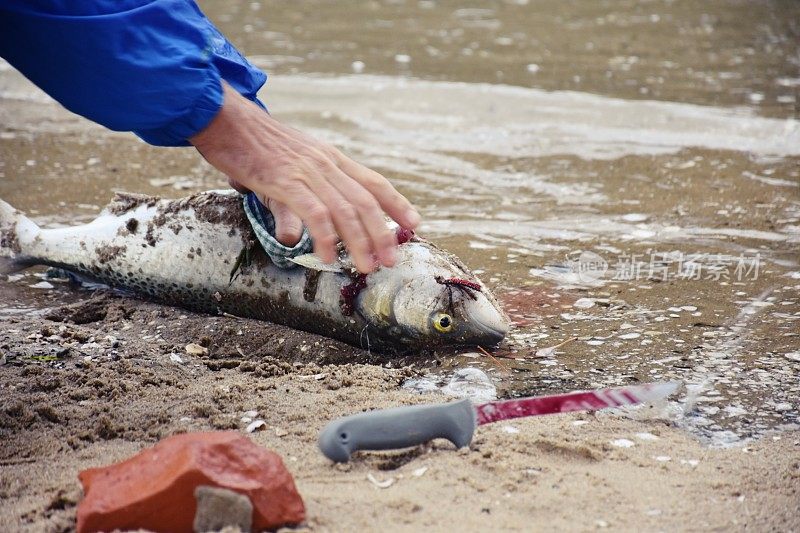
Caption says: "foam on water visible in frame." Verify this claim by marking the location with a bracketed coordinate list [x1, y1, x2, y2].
[263, 74, 800, 160]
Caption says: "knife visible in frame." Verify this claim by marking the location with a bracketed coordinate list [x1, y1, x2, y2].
[318, 381, 680, 462]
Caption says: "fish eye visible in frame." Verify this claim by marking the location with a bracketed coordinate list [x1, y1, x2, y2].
[433, 312, 454, 333]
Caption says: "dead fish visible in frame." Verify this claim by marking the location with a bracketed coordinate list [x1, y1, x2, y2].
[0, 191, 508, 352]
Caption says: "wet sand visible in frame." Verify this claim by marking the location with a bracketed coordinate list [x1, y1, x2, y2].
[2, 0, 800, 531]
[2, 290, 798, 532]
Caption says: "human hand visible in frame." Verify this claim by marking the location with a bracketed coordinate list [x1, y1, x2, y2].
[226, 179, 304, 247]
[190, 82, 420, 273]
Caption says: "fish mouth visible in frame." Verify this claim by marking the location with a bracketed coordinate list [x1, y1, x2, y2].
[461, 303, 509, 346]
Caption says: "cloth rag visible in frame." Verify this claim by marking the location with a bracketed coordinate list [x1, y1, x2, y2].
[242, 193, 313, 269]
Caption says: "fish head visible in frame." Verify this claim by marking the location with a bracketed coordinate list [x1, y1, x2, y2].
[358, 241, 509, 349]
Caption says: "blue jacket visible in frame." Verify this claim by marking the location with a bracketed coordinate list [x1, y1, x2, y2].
[0, 0, 266, 146]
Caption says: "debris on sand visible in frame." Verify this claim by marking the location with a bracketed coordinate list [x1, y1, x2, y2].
[185, 343, 208, 356]
[367, 472, 395, 489]
[246, 420, 267, 433]
[76, 431, 304, 533]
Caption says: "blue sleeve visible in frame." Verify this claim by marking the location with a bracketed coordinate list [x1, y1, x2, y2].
[0, 0, 267, 147]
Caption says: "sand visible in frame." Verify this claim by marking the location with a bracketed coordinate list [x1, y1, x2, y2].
[1, 288, 798, 532]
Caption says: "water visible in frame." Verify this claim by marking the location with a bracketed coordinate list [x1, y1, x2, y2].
[1, 0, 798, 446]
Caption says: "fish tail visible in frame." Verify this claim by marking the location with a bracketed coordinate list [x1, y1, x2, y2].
[0, 198, 39, 274]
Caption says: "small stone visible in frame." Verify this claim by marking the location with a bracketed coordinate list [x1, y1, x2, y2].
[618, 332, 641, 340]
[502, 425, 520, 434]
[29, 281, 54, 289]
[193, 485, 253, 533]
[654, 455, 671, 462]
[610, 438, 635, 448]
[774, 403, 792, 412]
[274, 427, 288, 437]
[185, 343, 208, 356]
[351, 60, 365, 73]
[785, 351, 800, 362]
[169, 353, 184, 365]
[635, 432, 659, 441]
[573, 298, 595, 309]
[394, 54, 411, 64]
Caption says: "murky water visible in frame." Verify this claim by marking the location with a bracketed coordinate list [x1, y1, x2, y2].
[1, 0, 798, 445]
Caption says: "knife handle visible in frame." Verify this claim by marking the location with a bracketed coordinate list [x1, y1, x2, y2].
[318, 399, 477, 463]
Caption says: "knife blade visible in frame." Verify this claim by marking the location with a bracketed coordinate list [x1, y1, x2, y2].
[318, 381, 680, 462]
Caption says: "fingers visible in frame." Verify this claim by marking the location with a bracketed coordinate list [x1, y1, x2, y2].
[324, 165, 398, 268]
[277, 170, 380, 273]
[227, 177, 250, 194]
[337, 156, 420, 230]
[266, 198, 304, 246]
[273, 181, 338, 264]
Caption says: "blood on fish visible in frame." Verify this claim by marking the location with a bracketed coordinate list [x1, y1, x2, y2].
[396, 227, 415, 245]
[340, 273, 368, 316]
[437, 277, 482, 292]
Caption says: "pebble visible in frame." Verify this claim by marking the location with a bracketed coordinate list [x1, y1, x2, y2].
[412, 466, 428, 477]
[502, 425, 520, 434]
[635, 432, 659, 441]
[29, 281, 54, 289]
[785, 351, 800, 362]
[351, 60, 365, 73]
[193, 486, 253, 533]
[654, 456, 671, 462]
[185, 343, 208, 356]
[610, 438, 635, 448]
[169, 353, 184, 365]
[394, 54, 411, 64]
[618, 332, 641, 340]
[573, 298, 595, 309]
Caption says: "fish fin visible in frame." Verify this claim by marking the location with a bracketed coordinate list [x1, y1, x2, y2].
[288, 254, 344, 273]
[0, 198, 39, 272]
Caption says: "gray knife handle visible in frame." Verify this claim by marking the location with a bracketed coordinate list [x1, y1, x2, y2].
[318, 399, 477, 463]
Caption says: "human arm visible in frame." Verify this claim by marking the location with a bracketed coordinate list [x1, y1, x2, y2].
[0, 0, 419, 270]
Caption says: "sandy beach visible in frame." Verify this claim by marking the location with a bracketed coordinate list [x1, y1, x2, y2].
[2, 0, 800, 530]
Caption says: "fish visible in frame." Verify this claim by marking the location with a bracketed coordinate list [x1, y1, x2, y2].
[0, 190, 509, 353]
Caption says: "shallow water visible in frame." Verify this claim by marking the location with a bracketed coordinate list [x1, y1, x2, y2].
[1, 0, 798, 446]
